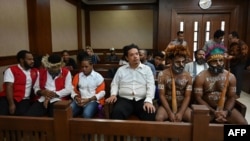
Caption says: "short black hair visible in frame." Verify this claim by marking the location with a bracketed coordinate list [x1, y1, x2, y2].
[16, 50, 31, 63]
[48, 53, 61, 64]
[81, 56, 93, 65]
[194, 49, 205, 56]
[77, 49, 88, 62]
[123, 43, 139, 57]
[154, 51, 165, 59]
[214, 29, 225, 39]
[230, 31, 239, 39]
[177, 31, 184, 36]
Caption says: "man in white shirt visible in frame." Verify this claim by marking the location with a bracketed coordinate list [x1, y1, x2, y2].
[0, 50, 38, 115]
[25, 54, 72, 117]
[184, 49, 208, 81]
[105, 44, 156, 120]
[169, 31, 188, 46]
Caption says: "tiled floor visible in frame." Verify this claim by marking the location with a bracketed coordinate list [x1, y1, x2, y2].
[237, 91, 250, 123]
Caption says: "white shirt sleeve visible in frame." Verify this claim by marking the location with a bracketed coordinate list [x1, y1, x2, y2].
[3, 68, 14, 83]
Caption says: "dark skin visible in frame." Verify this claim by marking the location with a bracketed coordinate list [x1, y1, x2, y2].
[39, 66, 61, 108]
[6, 82, 15, 114]
[6, 53, 34, 114]
[74, 60, 97, 106]
[193, 58, 248, 124]
[156, 55, 192, 122]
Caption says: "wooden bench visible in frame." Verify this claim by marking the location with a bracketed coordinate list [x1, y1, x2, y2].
[94, 64, 122, 70]
[0, 101, 225, 141]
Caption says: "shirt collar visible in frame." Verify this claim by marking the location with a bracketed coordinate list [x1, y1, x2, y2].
[80, 70, 94, 77]
[18, 64, 30, 72]
[125, 62, 143, 69]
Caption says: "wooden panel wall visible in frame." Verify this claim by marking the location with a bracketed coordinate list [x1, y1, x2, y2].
[157, 0, 250, 51]
[27, 0, 52, 56]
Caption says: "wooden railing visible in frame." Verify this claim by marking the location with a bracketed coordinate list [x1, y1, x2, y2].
[0, 100, 225, 141]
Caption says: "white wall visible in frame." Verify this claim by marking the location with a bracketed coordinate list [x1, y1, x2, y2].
[89, 10, 153, 50]
[0, 0, 29, 90]
[0, 0, 29, 56]
[50, 0, 78, 52]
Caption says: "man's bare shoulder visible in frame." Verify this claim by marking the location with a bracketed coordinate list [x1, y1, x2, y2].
[183, 70, 192, 76]
[224, 69, 236, 79]
[158, 69, 171, 77]
[195, 69, 209, 81]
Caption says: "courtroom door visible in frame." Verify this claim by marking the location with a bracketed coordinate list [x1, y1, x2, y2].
[171, 13, 230, 60]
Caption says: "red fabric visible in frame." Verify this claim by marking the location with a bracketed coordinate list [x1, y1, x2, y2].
[0, 65, 38, 102]
[39, 68, 70, 100]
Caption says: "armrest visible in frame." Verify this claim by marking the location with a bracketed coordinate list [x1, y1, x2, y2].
[103, 102, 113, 119]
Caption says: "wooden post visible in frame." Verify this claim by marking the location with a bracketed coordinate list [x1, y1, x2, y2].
[53, 100, 72, 141]
[192, 104, 210, 141]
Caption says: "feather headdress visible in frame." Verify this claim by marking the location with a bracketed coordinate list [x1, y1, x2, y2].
[41, 54, 65, 69]
[164, 44, 190, 59]
[205, 44, 226, 62]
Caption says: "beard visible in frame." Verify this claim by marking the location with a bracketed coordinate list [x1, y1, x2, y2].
[208, 65, 224, 74]
[196, 58, 206, 65]
[172, 64, 184, 74]
[23, 61, 33, 70]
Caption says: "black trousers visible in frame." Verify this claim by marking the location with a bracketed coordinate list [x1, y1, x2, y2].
[0, 96, 31, 116]
[25, 101, 56, 117]
[230, 63, 245, 96]
[111, 97, 156, 121]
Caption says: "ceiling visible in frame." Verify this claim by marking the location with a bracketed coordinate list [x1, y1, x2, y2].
[81, 0, 157, 5]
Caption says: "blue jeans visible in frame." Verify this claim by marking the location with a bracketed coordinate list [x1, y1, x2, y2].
[71, 100, 99, 118]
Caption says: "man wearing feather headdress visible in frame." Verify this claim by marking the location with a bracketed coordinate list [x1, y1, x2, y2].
[193, 46, 247, 124]
[26, 54, 72, 117]
[156, 44, 193, 122]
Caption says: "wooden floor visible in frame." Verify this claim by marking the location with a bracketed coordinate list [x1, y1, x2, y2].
[237, 91, 250, 123]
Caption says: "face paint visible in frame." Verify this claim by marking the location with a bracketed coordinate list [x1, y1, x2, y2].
[208, 58, 224, 74]
[172, 63, 184, 74]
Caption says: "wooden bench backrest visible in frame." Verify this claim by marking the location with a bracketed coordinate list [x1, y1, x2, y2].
[0, 101, 225, 141]
[0, 116, 55, 141]
[104, 78, 112, 99]
[94, 64, 122, 70]
[69, 119, 192, 141]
